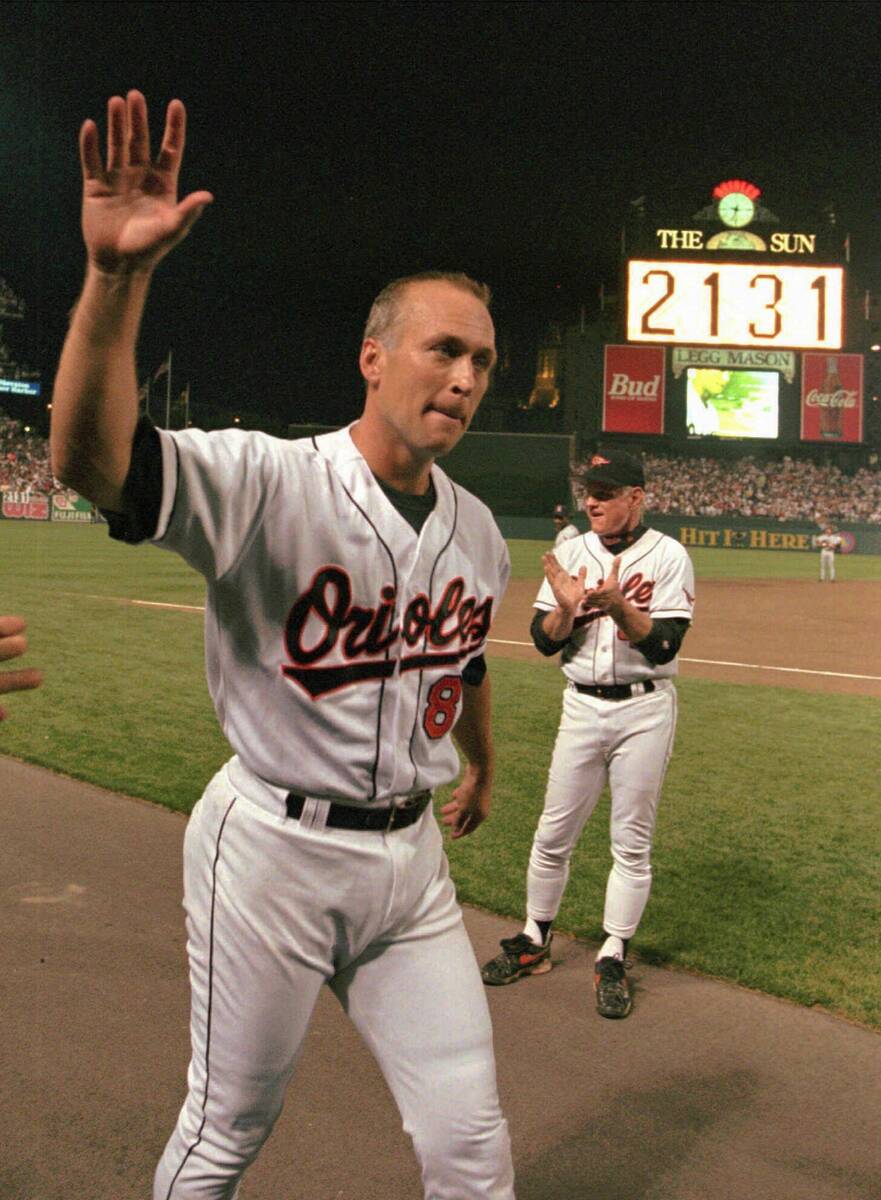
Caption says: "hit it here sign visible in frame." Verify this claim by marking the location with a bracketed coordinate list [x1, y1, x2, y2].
[603, 345, 665, 434]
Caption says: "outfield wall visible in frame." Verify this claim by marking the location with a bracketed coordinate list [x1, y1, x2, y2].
[287, 425, 576, 518]
[497, 512, 881, 555]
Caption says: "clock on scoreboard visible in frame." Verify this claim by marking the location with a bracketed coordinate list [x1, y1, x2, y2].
[626, 259, 844, 351]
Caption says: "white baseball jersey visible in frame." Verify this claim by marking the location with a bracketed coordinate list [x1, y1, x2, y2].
[553, 523, 580, 547]
[148, 424, 509, 801]
[817, 533, 842, 552]
[534, 529, 694, 686]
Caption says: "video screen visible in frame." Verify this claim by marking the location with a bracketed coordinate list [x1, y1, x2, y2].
[686, 368, 778, 438]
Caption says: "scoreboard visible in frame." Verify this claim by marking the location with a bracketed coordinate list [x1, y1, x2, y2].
[625, 260, 844, 351]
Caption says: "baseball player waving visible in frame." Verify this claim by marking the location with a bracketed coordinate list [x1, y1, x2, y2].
[51, 91, 515, 1198]
[482, 450, 695, 1019]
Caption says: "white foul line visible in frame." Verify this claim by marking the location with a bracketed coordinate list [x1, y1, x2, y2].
[76, 596, 881, 683]
[128, 598, 206, 613]
[485, 638, 881, 683]
[678, 657, 881, 683]
[74, 594, 207, 613]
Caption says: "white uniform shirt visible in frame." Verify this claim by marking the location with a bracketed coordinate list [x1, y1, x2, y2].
[149, 425, 510, 802]
[534, 529, 695, 686]
[553, 523, 580, 547]
[817, 533, 842, 553]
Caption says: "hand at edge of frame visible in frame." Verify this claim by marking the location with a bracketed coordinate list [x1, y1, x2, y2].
[0, 615, 43, 721]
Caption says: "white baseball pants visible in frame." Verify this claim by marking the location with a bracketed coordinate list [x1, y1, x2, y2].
[820, 549, 835, 580]
[526, 682, 678, 939]
[154, 760, 514, 1200]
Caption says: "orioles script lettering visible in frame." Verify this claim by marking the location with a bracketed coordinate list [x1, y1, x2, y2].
[282, 566, 494, 698]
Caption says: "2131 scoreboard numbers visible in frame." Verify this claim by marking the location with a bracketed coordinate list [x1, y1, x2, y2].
[625, 260, 844, 351]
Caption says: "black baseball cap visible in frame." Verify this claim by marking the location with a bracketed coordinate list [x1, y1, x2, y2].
[552, 503, 569, 518]
[582, 450, 645, 489]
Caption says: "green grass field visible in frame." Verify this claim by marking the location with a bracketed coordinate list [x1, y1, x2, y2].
[2, 521, 880, 1028]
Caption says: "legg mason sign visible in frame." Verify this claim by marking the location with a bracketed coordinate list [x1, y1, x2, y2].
[671, 347, 796, 383]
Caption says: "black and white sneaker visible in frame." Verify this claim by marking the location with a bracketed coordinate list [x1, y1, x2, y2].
[481, 933, 553, 985]
[593, 956, 633, 1018]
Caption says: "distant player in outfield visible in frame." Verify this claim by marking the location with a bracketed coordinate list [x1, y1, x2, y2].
[816, 526, 843, 582]
[51, 91, 514, 1199]
[552, 503, 580, 547]
[0, 615, 42, 722]
[482, 450, 694, 1019]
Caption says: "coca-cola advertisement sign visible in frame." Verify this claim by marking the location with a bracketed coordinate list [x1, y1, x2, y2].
[800, 353, 863, 443]
[603, 345, 665, 434]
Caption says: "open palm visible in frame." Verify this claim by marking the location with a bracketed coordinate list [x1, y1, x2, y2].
[80, 91, 212, 273]
[541, 552, 588, 615]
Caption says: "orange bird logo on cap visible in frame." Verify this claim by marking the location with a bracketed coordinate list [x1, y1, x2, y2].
[590, 454, 611, 466]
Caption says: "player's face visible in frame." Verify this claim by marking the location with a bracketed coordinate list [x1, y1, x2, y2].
[584, 485, 644, 538]
[361, 281, 496, 461]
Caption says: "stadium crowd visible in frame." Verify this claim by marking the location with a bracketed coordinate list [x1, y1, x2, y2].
[0, 410, 56, 495]
[575, 452, 881, 525]
[4, 409, 881, 524]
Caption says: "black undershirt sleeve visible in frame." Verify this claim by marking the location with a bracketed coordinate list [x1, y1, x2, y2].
[531, 608, 569, 657]
[101, 415, 164, 544]
[461, 654, 487, 686]
[530, 608, 689, 664]
[633, 617, 690, 665]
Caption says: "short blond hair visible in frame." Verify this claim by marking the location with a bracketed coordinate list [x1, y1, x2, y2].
[363, 271, 492, 346]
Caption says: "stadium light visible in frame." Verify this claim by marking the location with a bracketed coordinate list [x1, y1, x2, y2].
[871, 343, 880, 352]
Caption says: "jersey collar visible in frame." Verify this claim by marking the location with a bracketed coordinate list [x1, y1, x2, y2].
[599, 523, 648, 556]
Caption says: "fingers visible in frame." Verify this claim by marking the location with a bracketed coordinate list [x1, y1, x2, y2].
[95, 93, 198, 182]
[177, 190, 214, 230]
[450, 811, 476, 840]
[0, 634, 27, 662]
[0, 615, 28, 662]
[0, 667, 43, 696]
[127, 89, 151, 167]
[106, 94, 127, 170]
[79, 119, 103, 181]
[0, 619, 42, 694]
[0, 614, 27, 640]
[440, 799, 473, 838]
[157, 98, 187, 175]
[609, 555, 621, 579]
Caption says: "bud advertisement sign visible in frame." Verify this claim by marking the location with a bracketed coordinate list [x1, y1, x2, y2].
[603, 345, 665, 434]
[800, 353, 863, 443]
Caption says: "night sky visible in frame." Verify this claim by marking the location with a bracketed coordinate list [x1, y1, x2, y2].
[3, 0, 880, 429]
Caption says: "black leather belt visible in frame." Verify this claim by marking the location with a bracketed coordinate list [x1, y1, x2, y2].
[285, 790, 431, 832]
[572, 680, 655, 701]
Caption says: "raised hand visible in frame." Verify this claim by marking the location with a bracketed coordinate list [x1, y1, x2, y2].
[79, 91, 213, 274]
[541, 551, 588, 616]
